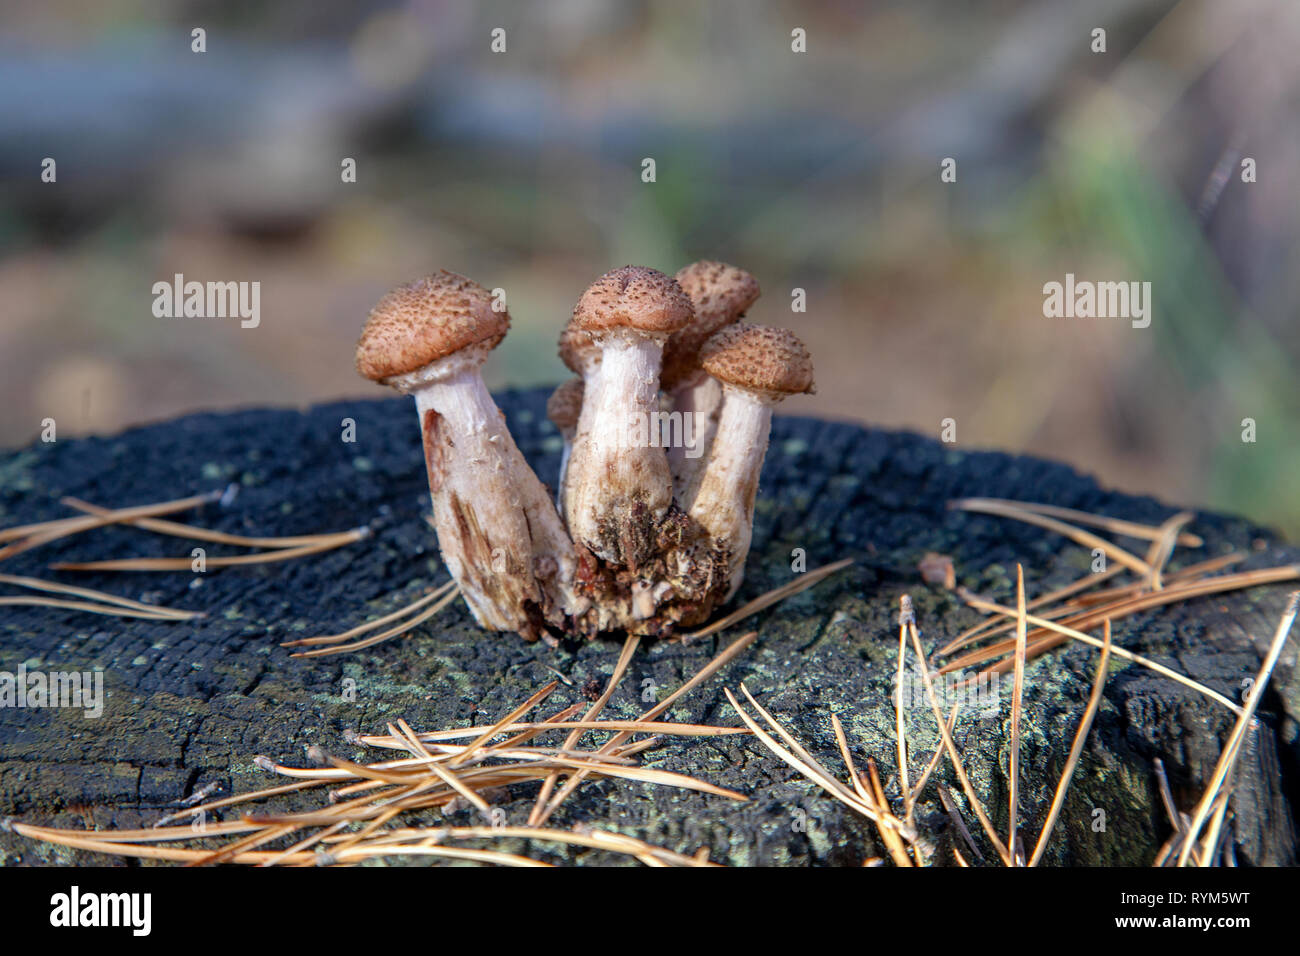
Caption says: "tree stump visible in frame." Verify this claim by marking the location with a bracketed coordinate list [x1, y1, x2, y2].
[1, 388, 1296, 865]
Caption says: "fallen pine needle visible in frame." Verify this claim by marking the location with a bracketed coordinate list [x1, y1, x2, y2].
[939, 564, 1300, 679]
[1176, 591, 1299, 866]
[949, 498, 1203, 548]
[0, 596, 196, 621]
[281, 581, 456, 648]
[0, 573, 198, 620]
[453, 680, 561, 769]
[530, 634, 640, 824]
[1143, 511, 1194, 590]
[533, 630, 758, 826]
[289, 585, 461, 658]
[907, 703, 959, 814]
[359, 720, 748, 747]
[947, 594, 1243, 715]
[1028, 621, 1112, 866]
[62, 496, 367, 550]
[865, 756, 912, 866]
[51, 532, 366, 572]
[941, 553, 1248, 659]
[894, 600, 911, 806]
[681, 558, 854, 644]
[724, 686, 915, 842]
[904, 602, 1011, 865]
[939, 784, 984, 864]
[1007, 565, 1027, 865]
[0, 490, 224, 559]
[9, 699, 740, 866]
[948, 499, 1153, 577]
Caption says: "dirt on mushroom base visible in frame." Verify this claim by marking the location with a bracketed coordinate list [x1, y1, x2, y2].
[0, 389, 1296, 865]
[571, 499, 730, 639]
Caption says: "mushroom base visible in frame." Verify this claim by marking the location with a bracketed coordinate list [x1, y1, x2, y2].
[558, 502, 732, 641]
[562, 333, 674, 568]
[411, 370, 580, 642]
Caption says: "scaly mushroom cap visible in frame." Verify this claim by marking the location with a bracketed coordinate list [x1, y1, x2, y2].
[662, 261, 760, 388]
[546, 377, 584, 433]
[699, 324, 815, 400]
[356, 271, 509, 382]
[569, 265, 694, 337]
[557, 324, 601, 375]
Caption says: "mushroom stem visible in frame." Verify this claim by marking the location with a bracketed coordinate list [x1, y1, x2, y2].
[546, 377, 584, 517]
[394, 351, 581, 637]
[560, 401, 592, 538]
[556, 335, 599, 541]
[566, 331, 672, 566]
[686, 383, 773, 598]
[684, 323, 814, 602]
[663, 260, 761, 500]
[557, 435, 573, 511]
[666, 370, 722, 495]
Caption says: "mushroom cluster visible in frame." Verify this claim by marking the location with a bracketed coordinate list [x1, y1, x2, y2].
[356, 264, 814, 643]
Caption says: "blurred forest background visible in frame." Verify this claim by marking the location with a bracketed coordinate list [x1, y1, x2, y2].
[1, 0, 1297, 534]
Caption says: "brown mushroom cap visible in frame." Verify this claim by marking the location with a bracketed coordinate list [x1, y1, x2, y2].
[569, 265, 693, 336]
[699, 324, 815, 399]
[546, 377, 584, 432]
[356, 271, 509, 382]
[662, 260, 760, 388]
[557, 324, 600, 375]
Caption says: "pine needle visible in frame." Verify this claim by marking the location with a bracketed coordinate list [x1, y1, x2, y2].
[289, 585, 461, 658]
[0, 573, 196, 618]
[894, 601, 911, 804]
[949, 498, 1202, 547]
[1007, 565, 1027, 864]
[0, 490, 224, 557]
[532, 630, 759, 826]
[940, 564, 1300, 678]
[947, 594, 1243, 715]
[10, 697, 742, 867]
[0, 573, 200, 621]
[723, 686, 915, 841]
[51, 534, 366, 572]
[865, 757, 912, 866]
[61, 496, 367, 550]
[452, 681, 560, 769]
[907, 703, 959, 813]
[681, 558, 854, 644]
[948, 499, 1154, 576]
[938, 784, 984, 864]
[529, 634, 640, 824]
[360, 720, 747, 747]
[939, 552, 1244, 659]
[0, 596, 195, 621]
[1028, 621, 1112, 866]
[1176, 592, 1299, 866]
[1143, 511, 1195, 590]
[281, 581, 456, 648]
[904, 604, 1011, 865]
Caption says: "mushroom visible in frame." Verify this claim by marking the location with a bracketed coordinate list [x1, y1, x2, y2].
[555, 324, 601, 529]
[558, 324, 601, 380]
[545, 377, 583, 511]
[561, 266, 694, 568]
[355, 271, 581, 639]
[685, 324, 814, 599]
[663, 261, 760, 494]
